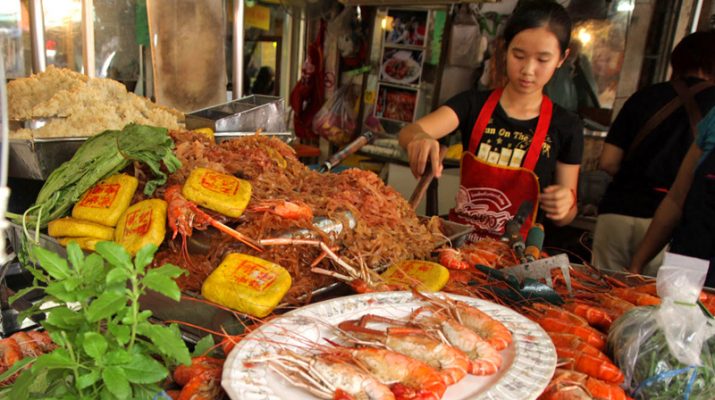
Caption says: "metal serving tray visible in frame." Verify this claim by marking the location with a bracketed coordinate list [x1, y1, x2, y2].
[186, 95, 286, 133]
[9, 137, 86, 180]
[8, 131, 295, 181]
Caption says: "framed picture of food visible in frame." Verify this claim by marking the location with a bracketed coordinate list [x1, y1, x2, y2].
[375, 84, 419, 123]
[380, 48, 424, 86]
[384, 9, 429, 47]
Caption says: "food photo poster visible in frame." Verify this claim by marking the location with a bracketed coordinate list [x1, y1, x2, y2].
[384, 9, 428, 47]
[380, 48, 424, 85]
[375, 84, 418, 123]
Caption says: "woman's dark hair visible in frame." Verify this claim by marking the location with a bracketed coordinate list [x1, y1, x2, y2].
[670, 30, 715, 79]
[503, 0, 572, 56]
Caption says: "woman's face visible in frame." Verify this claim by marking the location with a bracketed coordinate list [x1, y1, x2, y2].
[505, 26, 567, 95]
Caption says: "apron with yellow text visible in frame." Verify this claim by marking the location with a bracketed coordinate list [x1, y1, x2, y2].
[448, 88, 553, 241]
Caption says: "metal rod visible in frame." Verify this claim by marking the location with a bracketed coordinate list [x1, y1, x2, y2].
[232, 0, 244, 100]
[81, 0, 96, 77]
[691, 0, 704, 32]
[0, 51, 12, 267]
[29, 0, 46, 73]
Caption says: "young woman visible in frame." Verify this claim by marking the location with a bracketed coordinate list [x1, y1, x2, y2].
[398, 1, 583, 241]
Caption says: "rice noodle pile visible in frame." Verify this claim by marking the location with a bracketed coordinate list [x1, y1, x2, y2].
[150, 131, 443, 304]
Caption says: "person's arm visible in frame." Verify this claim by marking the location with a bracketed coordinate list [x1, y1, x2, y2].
[398, 105, 460, 178]
[540, 162, 580, 226]
[598, 143, 624, 176]
[629, 143, 703, 273]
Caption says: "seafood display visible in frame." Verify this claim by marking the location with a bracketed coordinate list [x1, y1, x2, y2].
[149, 130, 443, 304]
[223, 291, 556, 400]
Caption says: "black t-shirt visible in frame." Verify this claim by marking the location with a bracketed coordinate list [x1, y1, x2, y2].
[598, 77, 715, 218]
[444, 89, 584, 190]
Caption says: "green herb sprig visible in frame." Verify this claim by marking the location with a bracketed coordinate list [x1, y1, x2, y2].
[0, 241, 191, 400]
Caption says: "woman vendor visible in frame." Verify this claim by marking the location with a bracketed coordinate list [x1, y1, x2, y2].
[398, 1, 583, 241]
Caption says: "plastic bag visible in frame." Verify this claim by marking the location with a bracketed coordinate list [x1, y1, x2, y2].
[447, 5, 484, 68]
[312, 83, 358, 146]
[608, 253, 715, 399]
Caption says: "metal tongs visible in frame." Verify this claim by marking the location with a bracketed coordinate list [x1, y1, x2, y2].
[318, 131, 375, 173]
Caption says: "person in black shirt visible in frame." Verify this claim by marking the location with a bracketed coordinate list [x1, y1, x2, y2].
[592, 31, 715, 274]
[399, 2, 582, 241]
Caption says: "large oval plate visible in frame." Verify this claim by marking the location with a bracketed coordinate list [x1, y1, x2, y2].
[223, 291, 556, 400]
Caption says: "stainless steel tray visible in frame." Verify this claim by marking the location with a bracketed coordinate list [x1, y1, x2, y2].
[9, 137, 86, 180]
[186, 95, 286, 133]
[8, 131, 295, 181]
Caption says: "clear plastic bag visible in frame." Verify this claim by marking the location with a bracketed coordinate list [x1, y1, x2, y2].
[312, 83, 357, 146]
[447, 5, 483, 68]
[608, 253, 715, 399]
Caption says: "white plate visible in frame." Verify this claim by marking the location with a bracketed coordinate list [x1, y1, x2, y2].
[222, 291, 556, 400]
[381, 56, 421, 85]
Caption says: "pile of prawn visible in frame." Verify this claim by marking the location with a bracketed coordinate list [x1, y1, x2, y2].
[246, 291, 513, 400]
[141, 131, 443, 304]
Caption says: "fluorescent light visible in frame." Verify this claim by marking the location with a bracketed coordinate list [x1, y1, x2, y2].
[617, 1, 635, 12]
[577, 28, 592, 45]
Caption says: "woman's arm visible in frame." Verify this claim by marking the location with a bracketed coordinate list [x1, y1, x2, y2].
[540, 162, 580, 226]
[629, 143, 703, 273]
[598, 143, 624, 176]
[398, 106, 460, 178]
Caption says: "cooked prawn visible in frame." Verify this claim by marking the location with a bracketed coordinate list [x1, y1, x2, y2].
[410, 306, 502, 376]
[556, 347, 624, 384]
[251, 348, 396, 400]
[164, 185, 264, 256]
[413, 291, 512, 351]
[337, 315, 470, 385]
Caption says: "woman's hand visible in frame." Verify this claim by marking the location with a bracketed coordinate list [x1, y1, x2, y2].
[406, 132, 443, 178]
[540, 184, 576, 222]
[398, 106, 459, 178]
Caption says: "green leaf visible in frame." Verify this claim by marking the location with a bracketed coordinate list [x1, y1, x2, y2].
[10, 286, 40, 306]
[7, 365, 37, 399]
[45, 307, 84, 330]
[66, 241, 84, 271]
[123, 353, 168, 384]
[82, 253, 105, 282]
[102, 366, 130, 399]
[105, 267, 131, 285]
[142, 265, 185, 302]
[136, 310, 153, 323]
[86, 291, 127, 322]
[134, 244, 158, 274]
[76, 369, 100, 390]
[83, 332, 108, 360]
[107, 323, 131, 346]
[33, 246, 71, 280]
[44, 283, 77, 303]
[33, 349, 76, 370]
[136, 323, 191, 365]
[62, 276, 82, 292]
[192, 335, 216, 357]
[104, 349, 133, 366]
[0, 357, 35, 384]
[148, 263, 186, 279]
[95, 242, 132, 270]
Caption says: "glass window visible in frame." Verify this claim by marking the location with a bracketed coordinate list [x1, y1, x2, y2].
[0, 0, 28, 78]
[94, 0, 140, 83]
[42, 0, 83, 71]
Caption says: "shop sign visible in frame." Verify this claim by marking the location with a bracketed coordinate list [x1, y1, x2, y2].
[245, 5, 270, 31]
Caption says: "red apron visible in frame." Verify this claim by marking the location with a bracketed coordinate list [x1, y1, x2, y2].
[448, 88, 553, 241]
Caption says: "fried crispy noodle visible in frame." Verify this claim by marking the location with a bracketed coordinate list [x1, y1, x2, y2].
[9, 66, 183, 139]
[151, 131, 443, 304]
